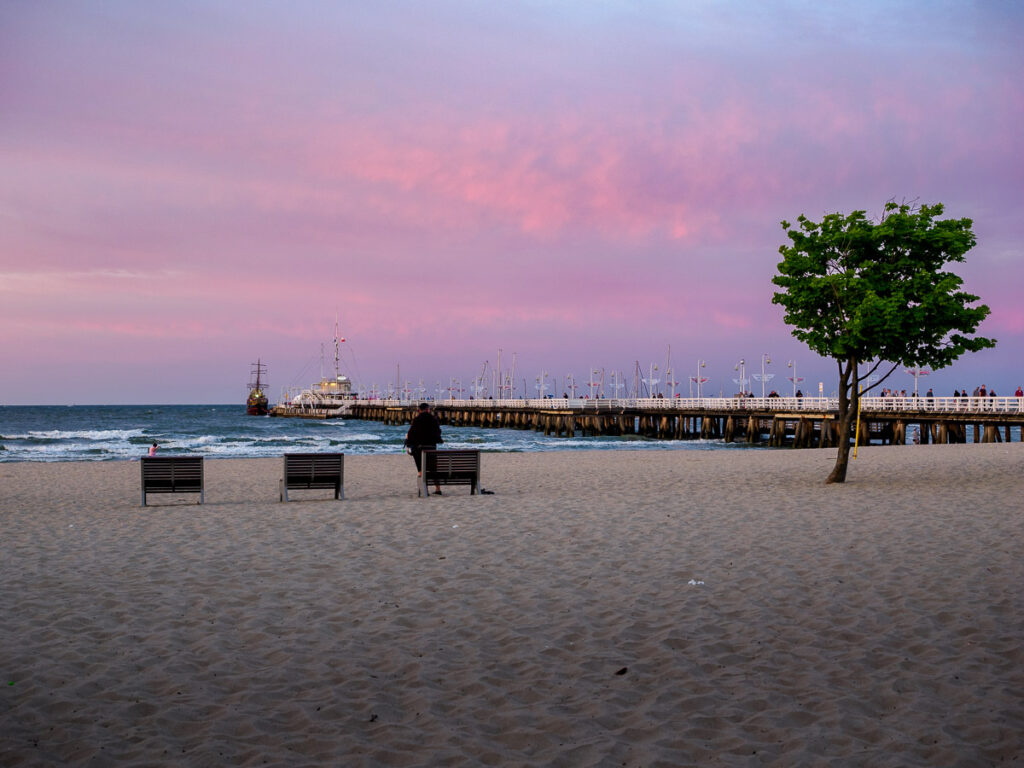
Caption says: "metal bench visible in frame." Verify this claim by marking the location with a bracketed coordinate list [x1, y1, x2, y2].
[280, 452, 344, 501]
[420, 449, 480, 497]
[141, 456, 205, 505]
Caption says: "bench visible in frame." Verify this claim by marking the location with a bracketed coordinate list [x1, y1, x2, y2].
[280, 452, 344, 501]
[420, 449, 480, 497]
[141, 456, 205, 505]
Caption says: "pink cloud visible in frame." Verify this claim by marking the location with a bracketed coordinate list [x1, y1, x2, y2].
[1, 3, 1022, 403]
[711, 310, 755, 331]
[310, 112, 744, 243]
[989, 307, 1024, 334]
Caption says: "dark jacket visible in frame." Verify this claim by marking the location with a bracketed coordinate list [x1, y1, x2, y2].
[405, 411, 442, 448]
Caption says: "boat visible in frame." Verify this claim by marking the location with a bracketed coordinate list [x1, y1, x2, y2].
[246, 359, 269, 415]
[270, 322, 357, 419]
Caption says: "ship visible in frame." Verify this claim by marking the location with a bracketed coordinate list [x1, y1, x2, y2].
[270, 322, 357, 419]
[246, 359, 269, 415]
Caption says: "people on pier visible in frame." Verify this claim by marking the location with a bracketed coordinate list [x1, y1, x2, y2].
[405, 402, 443, 495]
[1016, 386, 1023, 398]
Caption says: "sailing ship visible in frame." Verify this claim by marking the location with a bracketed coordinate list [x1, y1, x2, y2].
[246, 360, 269, 415]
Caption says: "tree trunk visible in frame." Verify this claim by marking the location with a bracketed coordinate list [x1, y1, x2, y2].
[826, 357, 857, 484]
[827, 408, 852, 483]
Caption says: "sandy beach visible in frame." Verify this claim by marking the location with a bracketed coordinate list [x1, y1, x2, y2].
[1, 445, 1022, 766]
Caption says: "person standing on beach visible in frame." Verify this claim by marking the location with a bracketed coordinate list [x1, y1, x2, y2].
[405, 402, 443, 495]
[148, 442, 158, 456]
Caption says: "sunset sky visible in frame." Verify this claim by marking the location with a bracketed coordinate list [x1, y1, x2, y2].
[2, 2, 1022, 404]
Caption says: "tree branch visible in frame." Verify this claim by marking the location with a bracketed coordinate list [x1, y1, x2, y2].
[870, 363, 900, 391]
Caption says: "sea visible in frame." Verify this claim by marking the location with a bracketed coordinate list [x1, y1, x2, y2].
[0, 405, 745, 463]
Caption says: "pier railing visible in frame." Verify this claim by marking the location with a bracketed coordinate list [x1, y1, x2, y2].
[355, 396, 1024, 415]
[860, 396, 1024, 414]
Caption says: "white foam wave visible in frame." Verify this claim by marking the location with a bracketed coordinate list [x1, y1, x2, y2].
[244, 436, 322, 444]
[24, 428, 145, 441]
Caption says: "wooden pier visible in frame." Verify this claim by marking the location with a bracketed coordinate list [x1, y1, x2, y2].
[347, 396, 1024, 448]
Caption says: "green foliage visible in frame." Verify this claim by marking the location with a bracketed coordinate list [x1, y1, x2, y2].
[773, 202, 995, 376]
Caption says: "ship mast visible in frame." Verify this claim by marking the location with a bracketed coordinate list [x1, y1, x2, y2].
[334, 315, 340, 380]
[249, 358, 267, 392]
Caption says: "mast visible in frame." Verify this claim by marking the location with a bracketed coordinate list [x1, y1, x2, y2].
[334, 315, 340, 380]
[249, 359, 267, 392]
[665, 344, 673, 398]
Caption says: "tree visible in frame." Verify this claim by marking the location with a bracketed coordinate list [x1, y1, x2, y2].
[772, 202, 995, 483]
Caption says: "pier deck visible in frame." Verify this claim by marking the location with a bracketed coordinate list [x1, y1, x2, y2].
[347, 396, 1024, 447]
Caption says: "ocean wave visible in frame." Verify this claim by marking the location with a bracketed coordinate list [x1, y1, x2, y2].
[23, 428, 146, 441]
[0, 405, 755, 462]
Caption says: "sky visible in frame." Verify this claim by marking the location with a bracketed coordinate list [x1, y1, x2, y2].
[2, 1, 1022, 404]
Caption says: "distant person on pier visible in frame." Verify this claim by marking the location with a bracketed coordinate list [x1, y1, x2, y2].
[405, 402, 443, 495]
[795, 390, 803, 398]
[1015, 386, 1023, 398]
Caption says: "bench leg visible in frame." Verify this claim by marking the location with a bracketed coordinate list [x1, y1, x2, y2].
[280, 479, 287, 502]
[419, 474, 428, 498]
